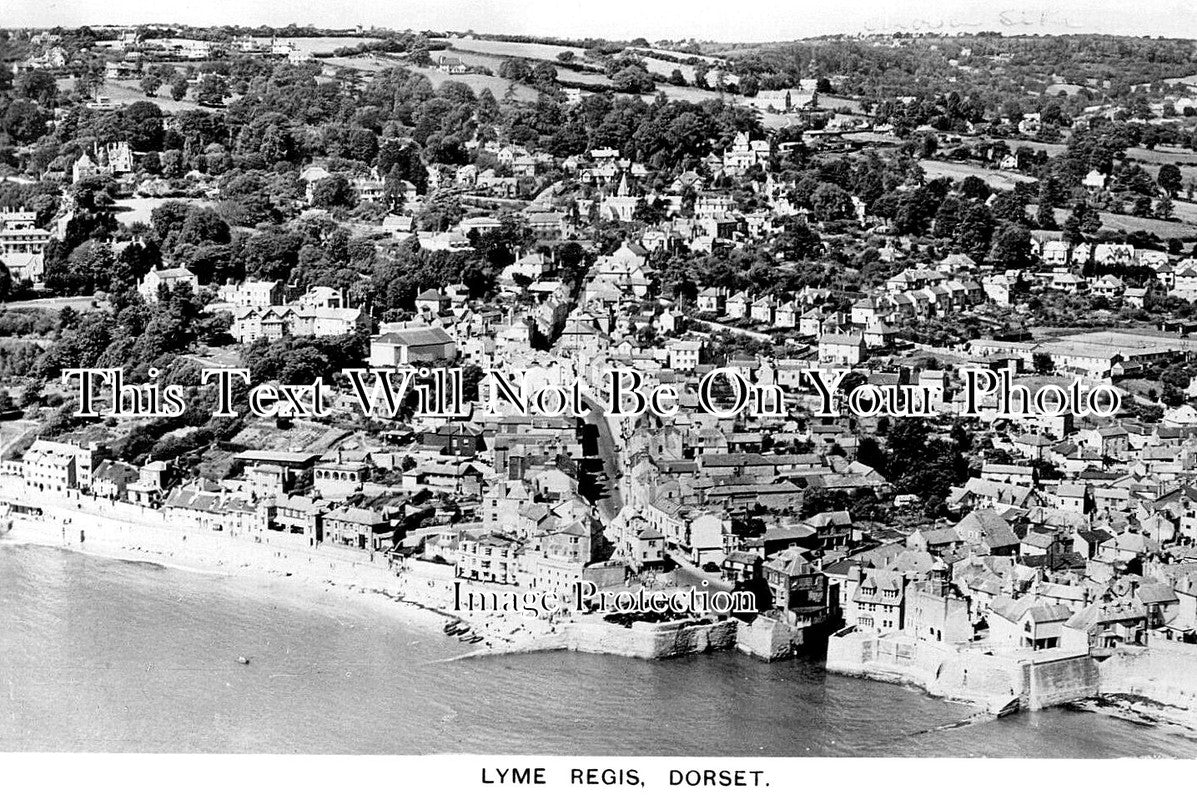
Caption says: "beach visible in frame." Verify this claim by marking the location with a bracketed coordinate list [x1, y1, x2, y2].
[0, 480, 560, 652]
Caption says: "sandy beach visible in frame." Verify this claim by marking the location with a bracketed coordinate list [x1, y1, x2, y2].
[0, 482, 561, 652]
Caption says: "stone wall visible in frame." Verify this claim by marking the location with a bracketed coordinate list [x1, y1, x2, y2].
[564, 618, 738, 659]
[826, 628, 1101, 714]
[1098, 637, 1197, 710]
[1026, 653, 1101, 710]
[736, 616, 810, 661]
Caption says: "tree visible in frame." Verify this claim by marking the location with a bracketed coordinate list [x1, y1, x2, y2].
[177, 206, 231, 247]
[498, 58, 531, 82]
[959, 175, 990, 201]
[1158, 163, 1183, 198]
[530, 62, 558, 88]
[121, 100, 165, 151]
[774, 219, 822, 260]
[170, 74, 189, 101]
[195, 75, 229, 107]
[1035, 198, 1057, 230]
[15, 70, 58, 105]
[0, 261, 11, 303]
[140, 74, 163, 97]
[1063, 202, 1101, 242]
[3, 100, 47, 144]
[1033, 352, 1055, 375]
[989, 223, 1032, 270]
[810, 183, 855, 222]
[956, 202, 995, 261]
[309, 175, 355, 209]
[884, 417, 966, 504]
[557, 51, 575, 64]
[611, 65, 654, 94]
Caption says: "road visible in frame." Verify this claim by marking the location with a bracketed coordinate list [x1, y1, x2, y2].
[580, 392, 624, 524]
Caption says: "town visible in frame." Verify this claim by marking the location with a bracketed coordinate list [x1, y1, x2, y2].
[5, 22, 1197, 728]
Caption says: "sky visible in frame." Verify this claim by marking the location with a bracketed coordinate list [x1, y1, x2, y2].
[6, 0, 1197, 41]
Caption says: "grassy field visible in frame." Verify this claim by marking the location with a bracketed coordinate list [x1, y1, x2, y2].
[996, 138, 1067, 157]
[1124, 145, 1197, 166]
[446, 36, 590, 65]
[56, 77, 212, 114]
[322, 55, 541, 102]
[254, 36, 381, 55]
[112, 197, 215, 228]
[1029, 204, 1197, 239]
[406, 66, 540, 102]
[1045, 83, 1086, 96]
[3, 296, 106, 312]
[640, 56, 696, 82]
[440, 36, 791, 119]
[920, 159, 1038, 190]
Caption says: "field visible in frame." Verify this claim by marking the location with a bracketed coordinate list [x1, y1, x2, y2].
[56, 77, 211, 114]
[252, 36, 381, 56]
[920, 159, 1038, 190]
[445, 36, 589, 65]
[996, 138, 1067, 157]
[112, 197, 215, 227]
[1029, 204, 1197, 239]
[438, 36, 795, 120]
[1045, 83, 1086, 96]
[406, 66, 540, 102]
[639, 56, 697, 82]
[321, 55, 541, 102]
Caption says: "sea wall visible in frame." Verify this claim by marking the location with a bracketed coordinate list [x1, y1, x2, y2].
[1026, 653, 1101, 710]
[826, 628, 1099, 714]
[1098, 637, 1197, 710]
[736, 616, 809, 661]
[563, 618, 738, 659]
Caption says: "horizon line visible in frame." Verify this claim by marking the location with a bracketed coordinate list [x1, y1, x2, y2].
[4, 22, 1193, 45]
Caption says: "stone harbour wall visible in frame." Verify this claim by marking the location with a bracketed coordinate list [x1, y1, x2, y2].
[826, 628, 1103, 714]
[563, 618, 738, 659]
[736, 616, 809, 661]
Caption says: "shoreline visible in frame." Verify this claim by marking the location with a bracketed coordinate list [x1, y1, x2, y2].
[5, 492, 1197, 739]
[1069, 694, 1197, 736]
[0, 524, 456, 638]
[829, 653, 1197, 735]
[0, 491, 572, 654]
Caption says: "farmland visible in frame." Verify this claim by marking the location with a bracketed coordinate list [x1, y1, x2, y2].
[1029, 204, 1197, 240]
[321, 55, 542, 102]
[445, 36, 589, 65]
[920, 159, 1038, 190]
[56, 77, 212, 114]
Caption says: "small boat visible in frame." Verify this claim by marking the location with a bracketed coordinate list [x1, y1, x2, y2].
[466, 635, 483, 644]
[236, 656, 251, 665]
[443, 621, 460, 634]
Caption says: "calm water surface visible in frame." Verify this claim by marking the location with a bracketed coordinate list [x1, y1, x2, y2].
[2, 545, 1195, 756]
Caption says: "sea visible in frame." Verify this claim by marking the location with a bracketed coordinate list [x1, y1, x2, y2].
[2, 544, 1195, 757]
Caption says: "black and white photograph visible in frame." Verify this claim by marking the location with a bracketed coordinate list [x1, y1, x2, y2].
[2, 0, 1197, 792]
